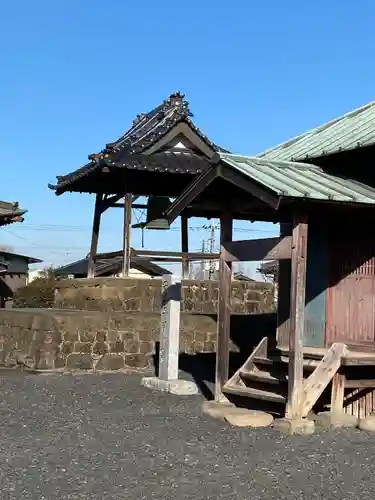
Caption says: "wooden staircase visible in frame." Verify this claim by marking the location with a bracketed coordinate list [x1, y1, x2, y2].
[222, 337, 345, 417]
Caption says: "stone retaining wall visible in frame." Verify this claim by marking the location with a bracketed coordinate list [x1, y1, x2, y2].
[54, 278, 273, 314]
[0, 308, 276, 372]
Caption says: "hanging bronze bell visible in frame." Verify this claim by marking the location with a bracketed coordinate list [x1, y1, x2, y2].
[132, 196, 171, 230]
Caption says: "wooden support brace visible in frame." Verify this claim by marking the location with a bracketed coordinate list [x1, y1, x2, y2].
[215, 212, 233, 402]
[299, 342, 347, 418]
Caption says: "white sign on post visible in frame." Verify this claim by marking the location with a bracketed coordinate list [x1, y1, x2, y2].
[159, 274, 181, 381]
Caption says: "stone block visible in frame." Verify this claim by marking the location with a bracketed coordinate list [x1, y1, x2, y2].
[109, 341, 125, 354]
[273, 418, 315, 435]
[202, 400, 236, 420]
[124, 339, 139, 354]
[73, 342, 92, 354]
[96, 354, 125, 371]
[139, 341, 153, 354]
[141, 377, 199, 395]
[225, 409, 274, 428]
[125, 354, 149, 369]
[66, 354, 93, 370]
[60, 342, 74, 357]
[93, 342, 108, 356]
[315, 411, 358, 429]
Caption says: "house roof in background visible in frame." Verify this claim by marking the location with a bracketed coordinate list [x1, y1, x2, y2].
[0, 201, 27, 226]
[0, 250, 42, 264]
[54, 250, 171, 278]
[218, 153, 375, 205]
[50, 91, 226, 194]
[258, 101, 375, 162]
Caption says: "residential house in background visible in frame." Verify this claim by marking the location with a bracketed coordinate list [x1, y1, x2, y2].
[0, 250, 42, 307]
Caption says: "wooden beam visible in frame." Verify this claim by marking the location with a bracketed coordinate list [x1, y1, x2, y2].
[286, 215, 308, 419]
[299, 343, 346, 417]
[122, 193, 132, 277]
[165, 165, 219, 224]
[330, 369, 346, 413]
[223, 236, 292, 262]
[215, 212, 233, 402]
[132, 249, 220, 260]
[87, 193, 103, 278]
[181, 214, 189, 278]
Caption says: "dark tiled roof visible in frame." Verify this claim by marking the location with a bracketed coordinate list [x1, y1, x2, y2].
[50, 92, 225, 194]
[0, 201, 27, 226]
[54, 250, 171, 278]
[51, 151, 212, 194]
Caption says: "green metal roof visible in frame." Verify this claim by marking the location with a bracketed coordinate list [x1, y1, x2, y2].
[258, 101, 375, 161]
[219, 153, 375, 204]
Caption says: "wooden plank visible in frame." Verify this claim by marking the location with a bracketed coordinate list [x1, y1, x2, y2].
[300, 342, 347, 418]
[181, 214, 189, 279]
[223, 384, 286, 404]
[215, 212, 233, 402]
[122, 193, 132, 277]
[286, 216, 308, 419]
[223, 236, 292, 262]
[330, 369, 346, 414]
[87, 193, 103, 278]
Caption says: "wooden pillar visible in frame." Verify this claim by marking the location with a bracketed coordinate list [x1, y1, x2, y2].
[330, 369, 346, 415]
[215, 212, 233, 402]
[181, 213, 189, 279]
[122, 193, 132, 277]
[87, 193, 103, 278]
[286, 215, 308, 419]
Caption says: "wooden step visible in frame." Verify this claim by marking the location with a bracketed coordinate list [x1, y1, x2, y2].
[223, 384, 287, 404]
[253, 355, 319, 369]
[240, 369, 287, 385]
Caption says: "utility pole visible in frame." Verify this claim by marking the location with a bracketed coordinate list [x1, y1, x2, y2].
[202, 222, 219, 279]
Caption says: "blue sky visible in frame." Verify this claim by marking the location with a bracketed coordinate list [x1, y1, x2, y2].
[1, 0, 375, 275]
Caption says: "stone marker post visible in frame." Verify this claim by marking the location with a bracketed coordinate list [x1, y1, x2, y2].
[141, 274, 198, 395]
[159, 274, 181, 381]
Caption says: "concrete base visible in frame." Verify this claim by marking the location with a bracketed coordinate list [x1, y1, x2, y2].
[141, 377, 199, 395]
[273, 418, 315, 435]
[315, 411, 358, 429]
[358, 416, 375, 432]
[202, 400, 235, 420]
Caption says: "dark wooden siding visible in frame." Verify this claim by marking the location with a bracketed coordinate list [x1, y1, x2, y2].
[327, 239, 375, 346]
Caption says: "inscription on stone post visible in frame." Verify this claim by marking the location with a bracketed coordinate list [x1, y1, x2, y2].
[159, 274, 181, 381]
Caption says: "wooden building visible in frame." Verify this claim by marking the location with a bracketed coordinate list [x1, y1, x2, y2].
[54, 250, 171, 279]
[51, 92, 375, 419]
[160, 101, 375, 419]
[49, 92, 225, 278]
[0, 201, 27, 226]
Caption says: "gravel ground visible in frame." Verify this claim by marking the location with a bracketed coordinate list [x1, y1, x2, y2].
[0, 371, 374, 499]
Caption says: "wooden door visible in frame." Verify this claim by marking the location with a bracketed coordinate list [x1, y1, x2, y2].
[327, 240, 375, 346]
